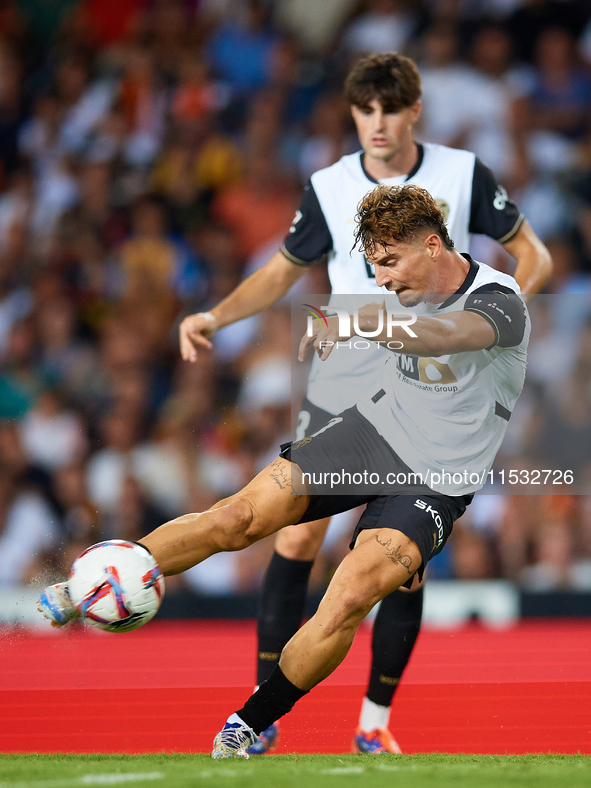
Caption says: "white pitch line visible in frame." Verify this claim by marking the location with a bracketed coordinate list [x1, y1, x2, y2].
[320, 767, 365, 775]
[0, 772, 164, 788]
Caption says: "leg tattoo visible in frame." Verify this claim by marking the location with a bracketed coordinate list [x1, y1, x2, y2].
[374, 533, 415, 578]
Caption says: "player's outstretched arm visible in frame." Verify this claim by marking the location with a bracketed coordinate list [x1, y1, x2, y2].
[386, 310, 498, 356]
[503, 220, 552, 299]
[299, 306, 500, 361]
[180, 251, 308, 362]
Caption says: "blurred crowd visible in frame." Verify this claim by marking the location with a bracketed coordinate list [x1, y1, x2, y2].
[1, 0, 591, 599]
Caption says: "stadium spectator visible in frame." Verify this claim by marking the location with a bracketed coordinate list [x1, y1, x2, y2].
[118, 47, 168, 167]
[116, 195, 207, 346]
[206, 0, 278, 99]
[212, 150, 298, 261]
[86, 406, 142, 516]
[18, 388, 87, 471]
[0, 467, 58, 586]
[297, 91, 357, 183]
[416, 24, 476, 149]
[339, 0, 418, 60]
[519, 27, 591, 172]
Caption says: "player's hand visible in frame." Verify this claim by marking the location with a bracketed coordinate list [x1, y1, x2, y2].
[298, 316, 341, 362]
[179, 312, 218, 362]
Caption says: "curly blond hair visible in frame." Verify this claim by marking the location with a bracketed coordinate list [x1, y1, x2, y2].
[354, 184, 454, 257]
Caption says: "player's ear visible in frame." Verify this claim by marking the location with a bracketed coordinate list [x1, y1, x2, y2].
[410, 100, 421, 123]
[425, 233, 441, 258]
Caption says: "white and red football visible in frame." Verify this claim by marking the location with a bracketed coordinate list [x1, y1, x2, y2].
[68, 540, 165, 633]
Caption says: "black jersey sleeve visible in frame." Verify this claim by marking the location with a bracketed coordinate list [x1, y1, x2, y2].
[281, 180, 334, 266]
[464, 284, 527, 348]
[469, 158, 524, 243]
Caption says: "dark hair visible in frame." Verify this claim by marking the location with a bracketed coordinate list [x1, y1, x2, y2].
[344, 53, 421, 112]
[354, 184, 454, 256]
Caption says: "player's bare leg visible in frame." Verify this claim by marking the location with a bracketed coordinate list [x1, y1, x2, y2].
[254, 512, 419, 755]
[38, 458, 310, 629]
[274, 518, 330, 561]
[278, 529, 422, 688]
[140, 458, 310, 575]
[214, 528, 422, 756]
[249, 517, 330, 754]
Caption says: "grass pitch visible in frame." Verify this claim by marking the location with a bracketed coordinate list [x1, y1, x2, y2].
[0, 754, 590, 788]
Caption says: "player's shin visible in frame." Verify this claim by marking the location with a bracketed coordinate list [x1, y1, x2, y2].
[279, 588, 375, 690]
[278, 528, 423, 691]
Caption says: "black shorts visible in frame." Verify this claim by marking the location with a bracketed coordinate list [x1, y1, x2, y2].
[280, 406, 472, 584]
[290, 405, 433, 497]
[294, 396, 333, 440]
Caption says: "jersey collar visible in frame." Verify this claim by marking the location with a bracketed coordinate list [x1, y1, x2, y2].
[437, 254, 479, 310]
[359, 143, 424, 185]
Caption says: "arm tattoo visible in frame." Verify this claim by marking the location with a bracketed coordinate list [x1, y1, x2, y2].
[374, 533, 415, 577]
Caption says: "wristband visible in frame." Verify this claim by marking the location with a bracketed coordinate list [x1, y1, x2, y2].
[200, 312, 218, 328]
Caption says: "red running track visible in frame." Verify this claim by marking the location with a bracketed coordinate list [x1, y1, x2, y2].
[1, 620, 590, 754]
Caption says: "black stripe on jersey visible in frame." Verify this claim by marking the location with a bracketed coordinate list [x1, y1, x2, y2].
[282, 180, 334, 266]
[469, 158, 523, 242]
[495, 402, 512, 421]
[280, 245, 317, 267]
[437, 253, 479, 310]
[464, 284, 527, 349]
[405, 144, 424, 181]
[359, 144, 424, 185]
[466, 306, 500, 349]
[497, 214, 525, 244]
[360, 151, 379, 184]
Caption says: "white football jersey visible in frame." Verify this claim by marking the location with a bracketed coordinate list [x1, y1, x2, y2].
[282, 143, 524, 415]
[356, 260, 529, 495]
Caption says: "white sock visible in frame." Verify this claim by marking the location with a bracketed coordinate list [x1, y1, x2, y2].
[227, 712, 250, 729]
[359, 697, 390, 731]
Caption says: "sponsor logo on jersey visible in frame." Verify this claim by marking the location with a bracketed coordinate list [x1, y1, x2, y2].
[396, 355, 458, 385]
[493, 186, 508, 211]
[292, 436, 312, 450]
[435, 198, 450, 222]
[470, 294, 512, 324]
[414, 499, 445, 552]
[289, 210, 303, 232]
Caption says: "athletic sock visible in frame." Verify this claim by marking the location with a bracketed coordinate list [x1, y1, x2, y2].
[133, 541, 152, 555]
[365, 585, 424, 709]
[236, 666, 309, 735]
[359, 697, 390, 731]
[257, 552, 314, 685]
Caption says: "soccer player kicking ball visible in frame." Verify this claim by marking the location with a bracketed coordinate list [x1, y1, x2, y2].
[183, 53, 549, 754]
[39, 185, 529, 758]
